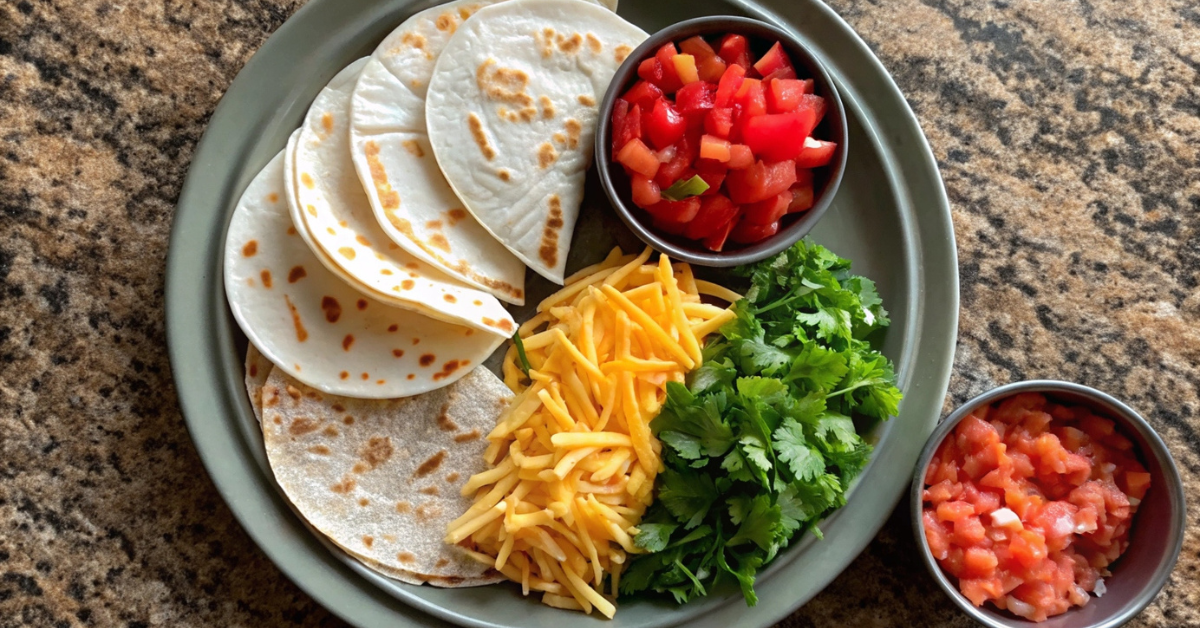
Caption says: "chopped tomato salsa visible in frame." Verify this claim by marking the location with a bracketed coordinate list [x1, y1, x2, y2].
[923, 393, 1149, 622]
[611, 34, 838, 251]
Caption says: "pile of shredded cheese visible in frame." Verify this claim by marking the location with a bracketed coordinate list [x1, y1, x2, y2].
[445, 247, 738, 617]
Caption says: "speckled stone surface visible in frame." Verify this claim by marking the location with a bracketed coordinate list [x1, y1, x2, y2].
[0, 0, 1197, 626]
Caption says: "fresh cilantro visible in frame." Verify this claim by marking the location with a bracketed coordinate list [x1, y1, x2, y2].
[660, 175, 710, 201]
[620, 239, 903, 607]
[511, 331, 531, 377]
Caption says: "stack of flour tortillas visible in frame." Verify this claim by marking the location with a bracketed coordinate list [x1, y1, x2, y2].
[223, 0, 646, 588]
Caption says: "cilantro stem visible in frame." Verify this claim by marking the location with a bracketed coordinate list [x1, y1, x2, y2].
[823, 379, 884, 399]
[753, 289, 810, 315]
[512, 331, 531, 377]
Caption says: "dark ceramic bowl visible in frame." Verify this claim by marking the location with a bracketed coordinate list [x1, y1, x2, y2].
[594, 16, 848, 267]
[910, 381, 1185, 628]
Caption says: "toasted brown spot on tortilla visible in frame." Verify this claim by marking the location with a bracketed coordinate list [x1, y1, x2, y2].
[350, 235, 369, 248]
[445, 209, 468, 226]
[284, 295, 309, 342]
[361, 372, 369, 380]
[331, 476, 356, 494]
[386, 325, 398, 334]
[476, 58, 533, 108]
[539, 195, 564, 268]
[325, 424, 341, 437]
[300, 172, 315, 189]
[356, 436, 394, 472]
[337, 246, 356, 260]
[286, 225, 297, 235]
[401, 279, 415, 290]
[288, 266, 307, 283]
[443, 294, 457, 303]
[437, 406, 458, 431]
[343, 416, 354, 425]
[342, 334, 354, 351]
[426, 219, 443, 230]
[310, 205, 320, 218]
[308, 445, 331, 455]
[429, 233, 451, 252]
[363, 141, 402, 210]
[539, 95, 555, 119]
[557, 32, 582, 53]
[242, 240, 258, 257]
[249, 363, 259, 378]
[435, 557, 450, 568]
[436, 12, 456, 32]
[578, 95, 596, 107]
[396, 501, 412, 513]
[419, 354, 436, 367]
[326, 227, 335, 235]
[319, 296, 341, 323]
[586, 33, 602, 54]
[265, 388, 280, 407]
[387, 215, 523, 299]
[564, 119, 582, 149]
[339, 371, 349, 380]
[473, 299, 483, 307]
[407, 374, 415, 380]
[467, 113, 496, 161]
[246, 278, 255, 287]
[454, 429, 481, 443]
[420, 485, 439, 496]
[318, 111, 334, 133]
[412, 338, 420, 345]
[536, 142, 558, 169]
[415, 503, 440, 522]
[445, 472, 460, 483]
[433, 359, 464, 381]
[391, 349, 405, 358]
[536, 27, 556, 57]
[402, 139, 425, 157]
[615, 44, 632, 63]
[397, 551, 416, 564]
[497, 169, 511, 181]
[260, 270, 272, 288]
[294, 364, 302, 372]
[362, 535, 374, 548]
[289, 416, 321, 436]
[272, 416, 282, 425]
[400, 32, 431, 59]
[381, 268, 393, 275]
[306, 391, 323, 401]
[414, 450, 447, 478]
[268, 192, 280, 203]
[359, 498, 370, 507]
[553, 132, 566, 145]
[286, 385, 302, 399]
[481, 317, 515, 333]
[465, 329, 475, 336]
[351, 299, 365, 313]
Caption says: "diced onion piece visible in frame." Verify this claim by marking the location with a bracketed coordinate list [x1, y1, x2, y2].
[989, 507, 1022, 530]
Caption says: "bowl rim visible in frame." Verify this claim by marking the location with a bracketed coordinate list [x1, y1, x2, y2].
[593, 14, 849, 267]
[908, 379, 1187, 628]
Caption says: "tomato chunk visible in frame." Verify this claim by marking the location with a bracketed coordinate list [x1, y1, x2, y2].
[704, 107, 734, 139]
[684, 194, 738, 240]
[616, 138, 659, 178]
[630, 174, 661, 209]
[675, 81, 716, 118]
[611, 100, 642, 154]
[645, 98, 687, 150]
[766, 78, 808, 113]
[730, 217, 779, 244]
[623, 81, 664, 111]
[752, 42, 794, 78]
[701, 212, 738, 252]
[743, 190, 790, 225]
[716, 34, 752, 69]
[726, 159, 796, 204]
[714, 64, 746, 108]
[794, 138, 837, 168]
[647, 196, 701, 224]
[727, 143, 754, 170]
[699, 135, 732, 162]
[741, 112, 817, 162]
[673, 54, 700, 85]
[654, 43, 684, 93]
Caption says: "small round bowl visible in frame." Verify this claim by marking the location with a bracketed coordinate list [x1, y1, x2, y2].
[594, 16, 849, 267]
[910, 381, 1186, 628]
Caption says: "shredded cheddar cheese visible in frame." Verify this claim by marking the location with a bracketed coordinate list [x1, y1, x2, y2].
[447, 247, 738, 618]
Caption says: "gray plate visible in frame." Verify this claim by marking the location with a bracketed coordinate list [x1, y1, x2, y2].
[164, 0, 958, 626]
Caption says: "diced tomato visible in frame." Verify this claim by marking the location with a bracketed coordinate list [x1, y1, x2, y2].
[678, 36, 727, 82]
[611, 101, 642, 154]
[694, 161, 727, 193]
[937, 500, 975, 523]
[654, 43, 683, 93]
[924, 510, 952, 560]
[654, 151, 690, 188]
[796, 93, 828, 127]
[622, 81, 664, 111]
[701, 211, 738, 252]
[704, 107, 734, 139]
[743, 190, 790, 225]
[787, 181, 814, 213]
[697, 55, 727, 83]
[742, 112, 817, 162]
[714, 64, 746, 108]
[766, 78, 808, 113]
[725, 159, 796, 204]
[647, 196, 701, 224]
[960, 577, 1003, 606]
[716, 34, 752, 70]
[630, 174, 660, 208]
[673, 54, 700, 85]
[752, 42, 794, 78]
[652, 215, 688, 235]
[678, 36, 716, 60]
[729, 217, 779, 244]
[645, 98, 687, 150]
[637, 57, 664, 85]
[727, 143, 754, 170]
[762, 66, 798, 82]
[1125, 471, 1151, 501]
[675, 81, 716, 118]
[617, 140, 659, 180]
[684, 194, 737, 240]
[794, 138, 837, 168]
[963, 547, 999, 579]
[699, 135, 731, 162]
[733, 78, 766, 117]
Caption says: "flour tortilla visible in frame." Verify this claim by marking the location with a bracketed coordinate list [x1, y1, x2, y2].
[245, 342, 272, 423]
[223, 149, 504, 398]
[258, 364, 510, 586]
[349, 0, 527, 305]
[290, 59, 516, 337]
[426, 0, 647, 283]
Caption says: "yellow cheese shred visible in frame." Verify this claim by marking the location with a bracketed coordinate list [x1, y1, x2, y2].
[447, 247, 734, 618]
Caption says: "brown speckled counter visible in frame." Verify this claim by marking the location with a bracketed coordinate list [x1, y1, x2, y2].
[1, 0, 1197, 626]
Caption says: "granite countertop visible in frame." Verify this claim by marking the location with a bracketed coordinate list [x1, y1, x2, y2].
[1, 0, 1197, 625]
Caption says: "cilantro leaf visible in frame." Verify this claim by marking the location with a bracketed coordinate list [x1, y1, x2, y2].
[634, 523, 678, 552]
[726, 495, 782, 551]
[773, 419, 826, 482]
[658, 469, 719, 530]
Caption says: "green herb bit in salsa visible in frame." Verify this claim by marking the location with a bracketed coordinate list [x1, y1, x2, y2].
[620, 239, 902, 606]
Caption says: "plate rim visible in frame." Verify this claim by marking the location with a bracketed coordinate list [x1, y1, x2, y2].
[164, 0, 959, 626]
